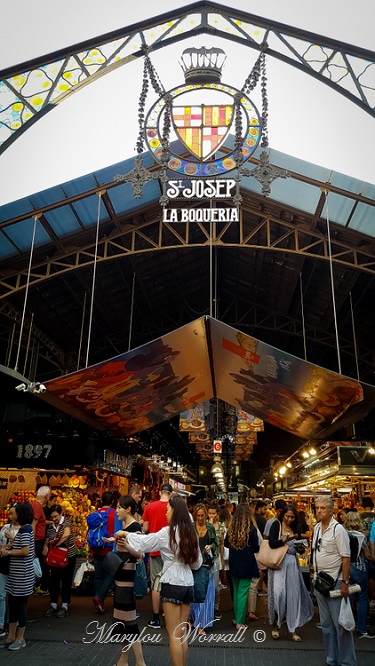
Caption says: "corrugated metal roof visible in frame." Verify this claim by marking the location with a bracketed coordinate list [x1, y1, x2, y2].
[1, 144, 374, 263]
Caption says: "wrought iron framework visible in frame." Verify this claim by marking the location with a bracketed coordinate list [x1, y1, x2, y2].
[0, 1, 374, 154]
[1, 197, 375, 303]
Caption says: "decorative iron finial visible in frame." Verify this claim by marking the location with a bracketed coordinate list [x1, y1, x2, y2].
[240, 150, 290, 197]
[180, 47, 226, 84]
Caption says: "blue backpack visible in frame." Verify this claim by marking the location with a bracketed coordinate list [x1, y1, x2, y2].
[86, 509, 112, 549]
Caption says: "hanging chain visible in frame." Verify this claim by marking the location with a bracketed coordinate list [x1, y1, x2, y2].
[260, 51, 269, 149]
[234, 44, 268, 164]
[135, 50, 166, 155]
[135, 57, 150, 155]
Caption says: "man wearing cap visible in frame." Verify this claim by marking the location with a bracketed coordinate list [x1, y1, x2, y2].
[142, 483, 173, 628]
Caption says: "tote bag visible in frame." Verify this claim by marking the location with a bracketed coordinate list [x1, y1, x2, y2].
[256, 525, 288, 570]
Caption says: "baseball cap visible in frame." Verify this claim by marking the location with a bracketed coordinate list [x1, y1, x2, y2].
[161, 483, 173, 493]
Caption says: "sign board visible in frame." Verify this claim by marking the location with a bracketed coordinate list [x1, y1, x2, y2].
[213, 439, 222, 454]
[338, 446, 375, 474]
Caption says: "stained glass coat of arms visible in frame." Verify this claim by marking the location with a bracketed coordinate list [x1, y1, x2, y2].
[172, 104, 233, 159]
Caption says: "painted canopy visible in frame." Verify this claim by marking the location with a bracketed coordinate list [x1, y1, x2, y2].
[43, 316, 364, 441]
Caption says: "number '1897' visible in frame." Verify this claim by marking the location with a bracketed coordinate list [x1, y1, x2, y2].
[16, 444, 52, 459]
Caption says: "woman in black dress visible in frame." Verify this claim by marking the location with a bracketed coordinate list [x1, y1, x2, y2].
[112, 495, 146, 666]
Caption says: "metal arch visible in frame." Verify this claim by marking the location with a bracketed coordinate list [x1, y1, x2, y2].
[1, 213, 375, 302]
[0, 0, 374, 155]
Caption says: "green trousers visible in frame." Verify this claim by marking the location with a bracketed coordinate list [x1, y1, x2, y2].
[232, 576, 252, 625]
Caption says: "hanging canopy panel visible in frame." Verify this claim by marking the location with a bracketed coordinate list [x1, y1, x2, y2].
[43, 317, 214, 436]
[209, 318, 363, 440]
[42, 316, 364, 440]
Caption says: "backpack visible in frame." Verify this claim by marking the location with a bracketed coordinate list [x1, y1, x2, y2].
[86, 508, 112, 549]
[348, 532, 359, 563]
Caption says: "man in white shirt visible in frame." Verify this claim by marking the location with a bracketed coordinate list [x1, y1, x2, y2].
[312, 496, 355, 666]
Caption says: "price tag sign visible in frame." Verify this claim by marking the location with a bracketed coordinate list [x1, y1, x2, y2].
[213, 440, 222, 454]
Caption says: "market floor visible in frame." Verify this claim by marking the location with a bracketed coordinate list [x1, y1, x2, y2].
[1, 588, 374, 665]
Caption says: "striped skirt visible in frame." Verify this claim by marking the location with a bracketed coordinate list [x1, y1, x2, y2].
[190, 571, 215, 629]
[113, 559, 139, 637]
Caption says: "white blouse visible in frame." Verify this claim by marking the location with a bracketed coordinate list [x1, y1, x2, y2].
[126, 525, 202, 587]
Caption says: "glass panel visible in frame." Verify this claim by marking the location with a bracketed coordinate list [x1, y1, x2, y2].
[5, 217, 50, 251]
[43, 205, 82, 236]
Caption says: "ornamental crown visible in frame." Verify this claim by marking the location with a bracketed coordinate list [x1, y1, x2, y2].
[179, 47, 226, 84]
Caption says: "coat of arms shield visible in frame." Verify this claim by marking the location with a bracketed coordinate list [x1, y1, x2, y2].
[172, 104, 233, 160]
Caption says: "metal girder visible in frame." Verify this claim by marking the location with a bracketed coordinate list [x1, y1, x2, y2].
[1, 210, 375, 301]
[1, 274, 373, 378]
[0, 300, 65, 366]
[0, 1, 374, 154]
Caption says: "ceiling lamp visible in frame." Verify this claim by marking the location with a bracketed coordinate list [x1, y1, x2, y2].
[302, 451, 309, 459]
[210, 462, 223, 474]
[368, 447, 375, 455]
[279, 466, 287, 475]
[286, 462, 292, 468]
[309, 447, 317, 456]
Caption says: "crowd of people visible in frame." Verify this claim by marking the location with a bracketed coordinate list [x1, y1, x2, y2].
[0, 483, 375, 666]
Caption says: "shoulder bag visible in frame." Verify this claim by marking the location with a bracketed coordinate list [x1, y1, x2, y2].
[45, 523, 69, 568]
[192, 565, 210, 603]
[102, 550, 125, 576]
[256, 523, 288, 570]
[312, 524, 337, 596]
[45, 545, 69, 568]
[153, 558, 176, 592]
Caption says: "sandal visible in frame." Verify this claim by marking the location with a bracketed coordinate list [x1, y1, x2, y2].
[289, 632, 302, 642]
[248, 613, 258, 621]
[271, 629, 279, 640]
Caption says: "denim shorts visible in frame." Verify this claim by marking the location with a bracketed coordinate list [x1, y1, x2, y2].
[160, 582, 194, 605]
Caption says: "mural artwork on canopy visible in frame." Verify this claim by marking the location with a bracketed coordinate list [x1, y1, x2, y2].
[208, 318, 363, 440]
[190, 433, 213, 460]
[237, 410, 264, 433]
[179, 403, 207, 433]
[44, 316, 363, 440]
[44, 318, 213, 436]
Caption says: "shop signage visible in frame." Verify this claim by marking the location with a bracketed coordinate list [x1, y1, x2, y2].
[96, 449, 132, 476]
[213, 439, 222, 453]
[162, 179, 239, 223]
[16, 443, 53, 461]
[338, 446, 375, 471]
[169, 478, 186, 492]
[1, 430, 96, 469]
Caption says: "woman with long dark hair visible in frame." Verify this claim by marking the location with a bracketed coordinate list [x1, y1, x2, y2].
[110, 495, 146, 666]
[0, 502, 34, 650]
[117, 495, 202, 666]
[225, 503, 259, 630]
[268, 504, 313, 641]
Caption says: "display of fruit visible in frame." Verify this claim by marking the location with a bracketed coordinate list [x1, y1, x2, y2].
[0, 490, 36, 528]
[0, 486, 91, 556]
